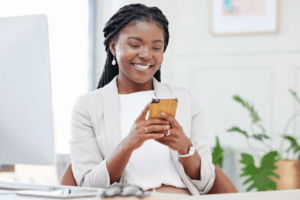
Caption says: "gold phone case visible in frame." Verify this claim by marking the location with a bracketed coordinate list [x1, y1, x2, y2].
[149, 98, 178, 119]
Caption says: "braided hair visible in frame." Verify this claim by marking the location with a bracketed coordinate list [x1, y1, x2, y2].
[97, 3, 169, 89]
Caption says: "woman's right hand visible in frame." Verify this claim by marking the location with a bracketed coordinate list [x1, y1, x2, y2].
[123, 103, 171, 151]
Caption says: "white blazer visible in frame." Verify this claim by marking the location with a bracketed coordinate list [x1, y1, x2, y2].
[70, 75, 215, 195]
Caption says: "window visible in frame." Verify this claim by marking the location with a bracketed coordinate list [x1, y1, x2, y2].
[0, 0, 89, 184]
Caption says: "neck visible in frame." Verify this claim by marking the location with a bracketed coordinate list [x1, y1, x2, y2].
[117, 76, 153, 94]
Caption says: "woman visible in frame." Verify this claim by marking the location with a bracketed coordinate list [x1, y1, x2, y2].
[70, 3, 215, 195]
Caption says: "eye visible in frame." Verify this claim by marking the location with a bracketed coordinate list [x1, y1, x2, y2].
[153, 47, 162, 51]
[128, 43, 139, 48]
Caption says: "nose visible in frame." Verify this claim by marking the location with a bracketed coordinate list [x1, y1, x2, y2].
[138, 46, 152, 61]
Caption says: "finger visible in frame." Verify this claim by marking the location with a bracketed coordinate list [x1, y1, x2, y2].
[160, 112, 177, 128]
[145, 118, 170, 126]
[154, 138, 170, 146]
[146, 124, 170, 133]
[145, 133, 165, 140]
[136, 103, 150, 121]
[154, 133, 169, 141]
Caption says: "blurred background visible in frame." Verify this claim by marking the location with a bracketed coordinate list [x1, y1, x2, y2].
[0, 0, 299, 193]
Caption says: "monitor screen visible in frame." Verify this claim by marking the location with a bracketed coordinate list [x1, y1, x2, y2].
[0, 15, 54, 165]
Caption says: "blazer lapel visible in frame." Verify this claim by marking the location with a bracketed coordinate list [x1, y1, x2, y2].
[152, 76, 171, 99]
[102, 75, 122, 154]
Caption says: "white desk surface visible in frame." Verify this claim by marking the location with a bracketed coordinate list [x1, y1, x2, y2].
[1, 189, 300, 200]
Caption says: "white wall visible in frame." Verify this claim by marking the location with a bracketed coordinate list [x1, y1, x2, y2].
[96, 0, 300, 192]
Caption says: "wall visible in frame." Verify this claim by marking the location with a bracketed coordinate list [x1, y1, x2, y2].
[96, 0, 300, 192]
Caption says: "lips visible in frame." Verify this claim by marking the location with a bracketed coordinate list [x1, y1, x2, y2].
[132, 63, 152, 69]
[131, 63, 154, 73]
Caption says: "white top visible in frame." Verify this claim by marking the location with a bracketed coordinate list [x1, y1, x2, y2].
[119, 90, 186, 191]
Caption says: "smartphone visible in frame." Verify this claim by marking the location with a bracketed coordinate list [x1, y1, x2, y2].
[149, 98, 178, 119]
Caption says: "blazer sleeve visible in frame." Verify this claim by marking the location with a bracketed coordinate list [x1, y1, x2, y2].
[186, 88, 216, 194]
[69, 96, 113, 188]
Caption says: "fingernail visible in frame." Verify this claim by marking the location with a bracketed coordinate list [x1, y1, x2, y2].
[161, 112, 166, 115]
[160, 134, 165, 137]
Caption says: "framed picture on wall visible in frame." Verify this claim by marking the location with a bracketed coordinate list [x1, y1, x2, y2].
[210, 0, 279, 35]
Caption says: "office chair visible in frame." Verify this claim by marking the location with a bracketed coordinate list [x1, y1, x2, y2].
[60, 163, 238, 194]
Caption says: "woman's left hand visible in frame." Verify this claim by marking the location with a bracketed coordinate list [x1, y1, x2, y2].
[154, 112, 193, 155]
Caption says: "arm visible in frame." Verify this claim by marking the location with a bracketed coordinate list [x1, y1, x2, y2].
[106, 103, 169, 183]
[106, 139, 133, 184]
[70, 98, 168, 187]
[178, 145, 201, 181]
[70, 96, 132, 187]
[184, 88, 215, 193]
[70, 96, 114, 188]
[156, 89, 215, 194]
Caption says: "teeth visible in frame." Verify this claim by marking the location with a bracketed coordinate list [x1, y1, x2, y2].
[133, 64, 150, 69]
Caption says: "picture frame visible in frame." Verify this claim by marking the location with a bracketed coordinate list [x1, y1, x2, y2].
[210, 0, 280, 35]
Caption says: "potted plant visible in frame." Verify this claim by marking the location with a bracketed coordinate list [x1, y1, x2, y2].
[212, 89, 300, 191]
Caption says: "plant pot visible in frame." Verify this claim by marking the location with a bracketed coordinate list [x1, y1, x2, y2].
[272, 160, 300, 190]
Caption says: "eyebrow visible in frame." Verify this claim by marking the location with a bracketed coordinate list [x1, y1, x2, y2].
[127, 37, 163, 43]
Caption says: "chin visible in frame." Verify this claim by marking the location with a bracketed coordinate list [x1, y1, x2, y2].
[132, 76, 153, 85]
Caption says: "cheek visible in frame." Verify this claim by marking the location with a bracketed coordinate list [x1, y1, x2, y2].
[117, 46, 136, 59]
[116, 47, 136, 65]
[155, 53, 164, 64]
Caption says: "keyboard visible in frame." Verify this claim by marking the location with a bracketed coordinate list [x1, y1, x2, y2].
[0, 181, 56, 191]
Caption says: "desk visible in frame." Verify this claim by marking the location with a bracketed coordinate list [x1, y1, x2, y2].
[1, 189, 300, 200]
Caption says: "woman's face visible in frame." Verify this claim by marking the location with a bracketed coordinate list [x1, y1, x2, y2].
[110, 20, 164, 85]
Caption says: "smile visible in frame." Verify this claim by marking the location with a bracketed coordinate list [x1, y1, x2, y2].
[132, 63, 153, 72]
[132, 63, 152, 69]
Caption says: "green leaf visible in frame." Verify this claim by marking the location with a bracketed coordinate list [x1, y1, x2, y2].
[212, 136, 224, 169]
[233, 95, 261, 123]
[283, 135, 300, 153]
[252, 134, 270, 141]
[289, 88, 300, 106]
[239, 151, 280, 191]
[298, 154, 300, 161]
[240, 153, 255, 165]
[227, 126, 249, 138]
[261, 151, 280, 177]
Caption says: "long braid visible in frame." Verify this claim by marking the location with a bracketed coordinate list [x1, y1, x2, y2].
[97, 3, 169, 89]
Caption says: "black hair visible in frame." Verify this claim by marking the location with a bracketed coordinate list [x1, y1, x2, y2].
[97, 3, 169, 89]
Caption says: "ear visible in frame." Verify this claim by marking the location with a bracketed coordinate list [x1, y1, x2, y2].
[109, 39, 116, 56]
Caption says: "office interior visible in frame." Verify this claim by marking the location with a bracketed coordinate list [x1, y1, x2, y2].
[0, 0, 299, 194]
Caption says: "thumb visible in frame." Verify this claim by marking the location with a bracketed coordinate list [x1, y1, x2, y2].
[136, 103, 150, 121]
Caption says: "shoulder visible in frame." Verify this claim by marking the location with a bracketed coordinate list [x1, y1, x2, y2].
[163, 82, 189, 93]
[76, 89, 102, 103]
[76, 76, 117, 104]
[162, 82, 194, 99]
[162, 82, 203, 111]
[73, 89, 104, 111]
[78, 89, 103, 101]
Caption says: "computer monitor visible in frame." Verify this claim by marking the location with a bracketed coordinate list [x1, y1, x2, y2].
[0, 15, 54, 165]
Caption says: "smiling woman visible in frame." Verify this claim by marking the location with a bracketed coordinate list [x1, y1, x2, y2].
[70, 3, 215, 196]
[110, 20, 164, 94]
